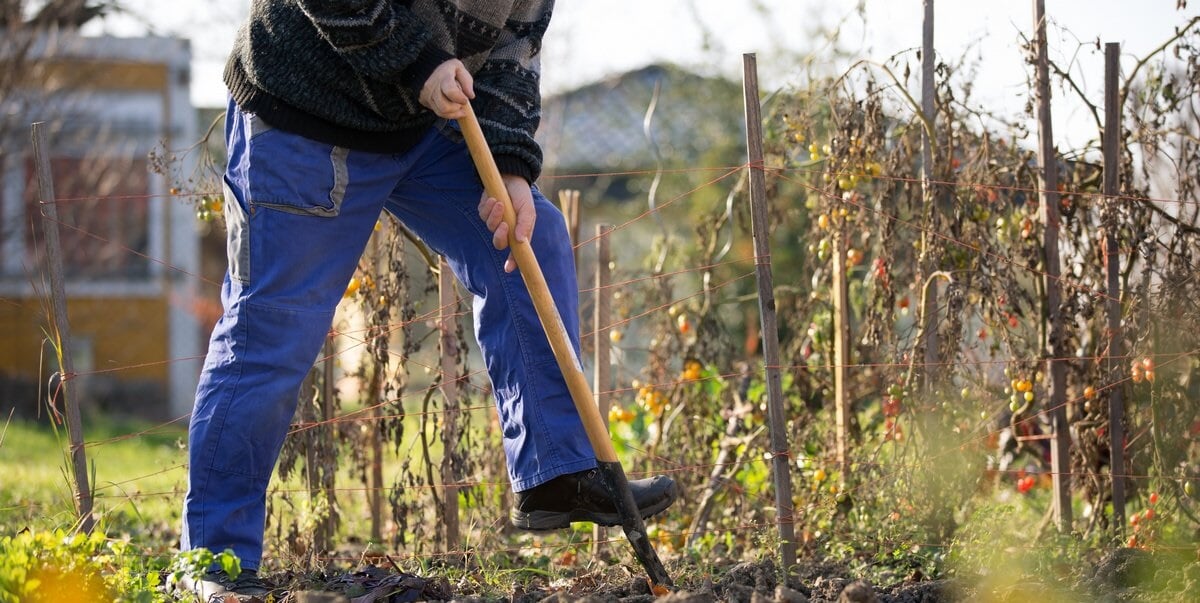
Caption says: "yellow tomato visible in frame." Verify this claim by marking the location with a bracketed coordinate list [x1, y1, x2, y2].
[343, 277, 361, 298]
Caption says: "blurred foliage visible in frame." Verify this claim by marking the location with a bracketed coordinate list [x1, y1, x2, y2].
[0, 528, 164, 602]
[5, 6, 1200, 601]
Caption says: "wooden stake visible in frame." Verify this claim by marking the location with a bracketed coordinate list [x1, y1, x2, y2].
[558, 189, 581, 267]
[592, 223, 613, 558]
[367, 228, 385, 543]
[368, 374, 384, 542]
[1032, 0, 1073, 532]
[593, 223, 614, 429]
[31, 121, 94, 534]
[918, 0, 940, 389]
[832, 225, 851, 474]
[742, 53, 797, 573]
[439, 258, 462, 551]
[1102, 42, 1127, 535]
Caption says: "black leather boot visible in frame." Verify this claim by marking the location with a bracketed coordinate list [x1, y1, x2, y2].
[510, 468, 679, 531]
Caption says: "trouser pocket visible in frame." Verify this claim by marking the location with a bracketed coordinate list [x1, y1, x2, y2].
[222, 102, 355, 286]
[241, 113, 350, 217]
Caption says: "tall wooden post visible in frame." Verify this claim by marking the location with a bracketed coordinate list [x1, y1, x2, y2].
[368, 383, 385, 542]
[592, 223, 613, 557]
[832, 224, 851, 474]
[1032, 0, 1073, 532]
[917, 0, 940, 389]
[31, 122, 94, 534]
[438, 258, 461, 551]
[367, 230, 385, 543]
[742, 53, 797, 573]
[1102, 42, 1126, 535]
[593, 224, 614, 425]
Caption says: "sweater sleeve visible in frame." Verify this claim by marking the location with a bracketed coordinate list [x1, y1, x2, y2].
[471, 0, 554, 182]
[293, 0, 452, 88]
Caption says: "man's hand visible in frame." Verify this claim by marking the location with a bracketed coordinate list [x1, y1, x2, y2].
[419, 59, 474, 119]
[478, 175, 536, 273]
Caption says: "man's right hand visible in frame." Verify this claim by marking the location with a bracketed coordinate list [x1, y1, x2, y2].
[478, 174, 536, 274]
[419, 59, 474, 119]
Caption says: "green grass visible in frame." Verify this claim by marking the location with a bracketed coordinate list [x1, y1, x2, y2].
[0, 414, 188, 539]
[0, 404, 488, 552]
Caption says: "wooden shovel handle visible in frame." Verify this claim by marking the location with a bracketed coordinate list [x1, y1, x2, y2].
[460, 105, 676, 588]
[458, 103, 617, 463]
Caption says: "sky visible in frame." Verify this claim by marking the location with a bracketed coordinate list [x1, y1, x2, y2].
[91, 0, 1196, 150]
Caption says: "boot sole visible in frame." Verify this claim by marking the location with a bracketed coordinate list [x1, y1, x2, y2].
[510, 489, 678, 531]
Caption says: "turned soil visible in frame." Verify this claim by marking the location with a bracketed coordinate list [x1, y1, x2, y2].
[243, 548, 1199, 603]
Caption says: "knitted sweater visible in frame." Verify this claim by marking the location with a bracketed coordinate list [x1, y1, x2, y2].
[224, 0, 554, 182]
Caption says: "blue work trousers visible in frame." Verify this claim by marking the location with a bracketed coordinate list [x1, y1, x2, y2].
[182, 99, 596, 570]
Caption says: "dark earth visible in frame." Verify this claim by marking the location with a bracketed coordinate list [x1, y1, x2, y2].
[198, 548, 1199, 603]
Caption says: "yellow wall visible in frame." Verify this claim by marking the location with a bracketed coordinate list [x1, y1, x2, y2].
[0, 296, 168, 384]
[31, 60, 169, 93]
